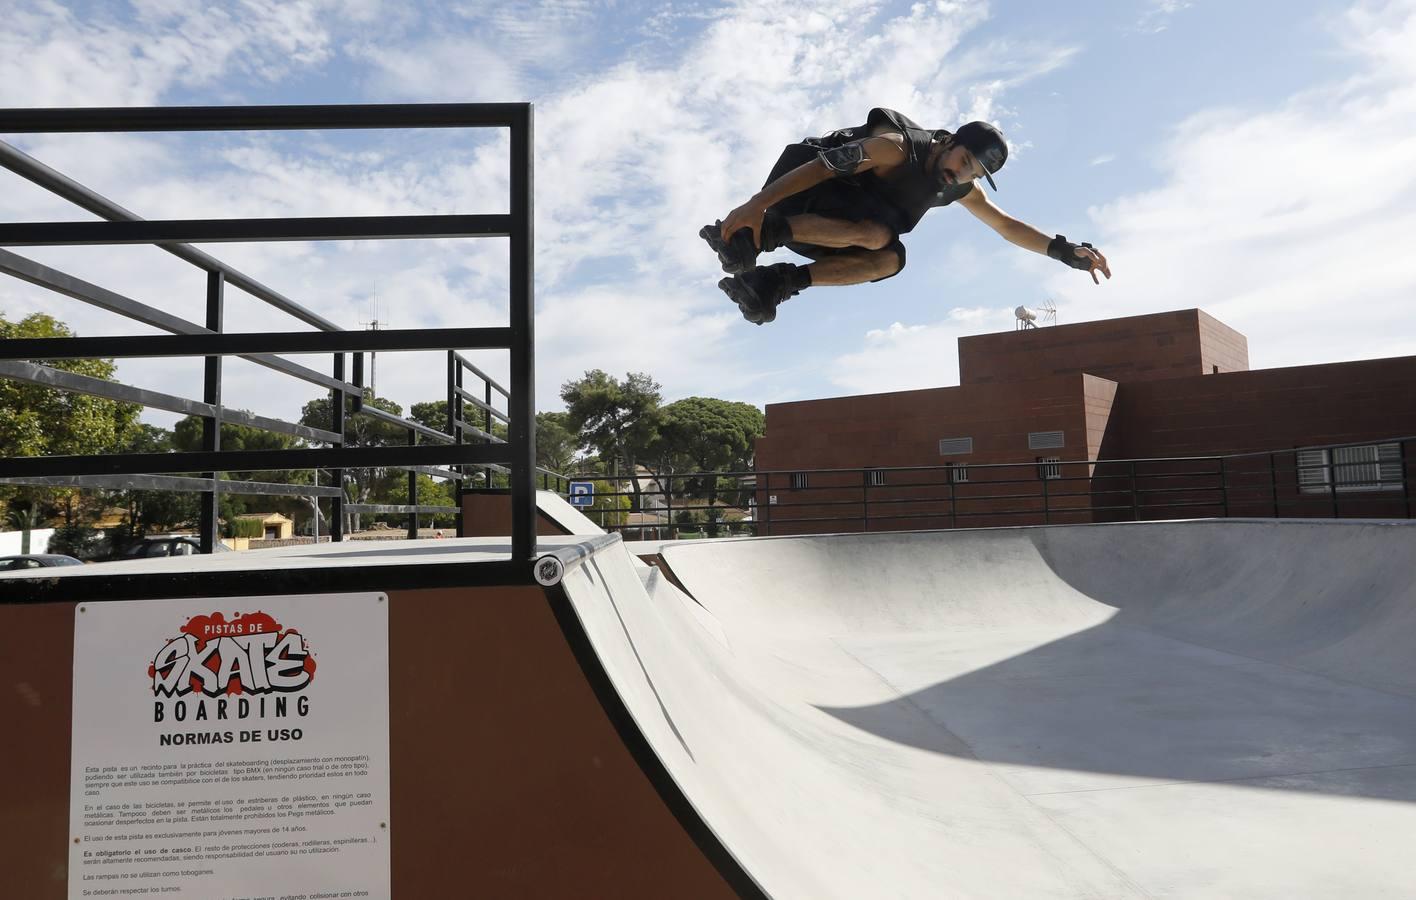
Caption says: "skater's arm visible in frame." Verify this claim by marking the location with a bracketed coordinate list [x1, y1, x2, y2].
[957, 187, 1111, 283]
[721, 135, 907, 246]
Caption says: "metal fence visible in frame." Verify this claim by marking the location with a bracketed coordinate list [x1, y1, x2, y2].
[0, 104, 540, 561]
[562, 435, 1415, 538]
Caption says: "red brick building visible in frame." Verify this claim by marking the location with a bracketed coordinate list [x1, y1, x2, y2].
[753, 310, 1416, 534]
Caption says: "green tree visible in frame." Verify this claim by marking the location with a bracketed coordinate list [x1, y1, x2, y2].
[0, 312, 142, 459]
[0, 311, 142, 529]
[171, 414, 311, 529]
[536, 411, 578, 474]
[409, 397, 507, 443]
[115, 424, 199, 539]
[653, 397, 764, 533]
[298, 395, 408, 532]
[408, 400, 452, 435]
[380, 472, 458, 527]
[560, 370, 662, 510]
[586, 479, 630, 527]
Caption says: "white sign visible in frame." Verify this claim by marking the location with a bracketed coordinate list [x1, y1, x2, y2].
[70, 593, 391, 900]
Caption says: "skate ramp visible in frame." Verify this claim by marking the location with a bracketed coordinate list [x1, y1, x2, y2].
[536, 489, 606, 535]
[559, 519, 1416, 898]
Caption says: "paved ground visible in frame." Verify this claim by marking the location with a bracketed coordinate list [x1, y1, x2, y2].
[563, 519, 1416, 898]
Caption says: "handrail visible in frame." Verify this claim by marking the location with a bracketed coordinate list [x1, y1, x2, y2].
[0, 103, 539, 564]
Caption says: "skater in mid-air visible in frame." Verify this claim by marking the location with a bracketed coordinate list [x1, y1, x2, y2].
[701, 108, 1111, 324]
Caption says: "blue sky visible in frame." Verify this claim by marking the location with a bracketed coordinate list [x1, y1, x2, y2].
[3, 0, 1415, 427]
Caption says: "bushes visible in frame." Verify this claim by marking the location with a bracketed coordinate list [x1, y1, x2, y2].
[48, 524, 106, 560]
[226, 518, 265, 539]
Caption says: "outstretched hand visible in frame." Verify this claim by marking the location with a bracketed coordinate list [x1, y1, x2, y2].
[1076, 245, 1111, 284]
[720, 203, 766, 249]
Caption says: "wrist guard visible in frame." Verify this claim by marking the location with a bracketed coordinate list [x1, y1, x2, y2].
[1047, 234, 1095, 271]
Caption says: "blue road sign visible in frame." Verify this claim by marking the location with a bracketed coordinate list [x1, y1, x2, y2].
[569, 481, 595, 507]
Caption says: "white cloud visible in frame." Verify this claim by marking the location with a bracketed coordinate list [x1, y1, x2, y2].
[0, 1, 338, 107]
[2, 0, 1077, 423]
[828, 306, 1016, 395]
[1090, 153, 1116, 166]
[825, 0, 1416, 398]
[1131, 0, 1194, 35]
[1049, 0, 1416, 370]
[350, 37, 526, 102]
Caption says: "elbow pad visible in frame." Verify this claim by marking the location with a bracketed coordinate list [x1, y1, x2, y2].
[1047, 234, 1095, 270]
[819, 141, 867, 175]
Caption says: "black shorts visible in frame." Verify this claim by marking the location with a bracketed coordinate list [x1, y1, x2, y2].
[763, 143, 907, 278]
[764, 143, 906, 256]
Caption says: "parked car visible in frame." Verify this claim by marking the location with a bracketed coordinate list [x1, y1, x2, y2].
[112, 536, 233, 560]
[0, 553, 85, 571]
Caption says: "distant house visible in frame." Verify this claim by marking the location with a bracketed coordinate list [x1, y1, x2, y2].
[92, 507, 131, 529]
[236, 512, 294, 541]
[631, 467, 668, 512]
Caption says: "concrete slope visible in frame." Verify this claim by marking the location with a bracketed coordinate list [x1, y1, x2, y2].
[561, 520, 1416, 899]
[536, 489, 606, 535]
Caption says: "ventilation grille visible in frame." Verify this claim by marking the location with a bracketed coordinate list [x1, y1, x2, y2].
[1028, 430, 1066, 450]
[938, 437, 973, 456]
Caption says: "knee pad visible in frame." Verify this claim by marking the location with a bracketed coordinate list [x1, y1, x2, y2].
[761, 211, 794, 252]
[869, 240, 906, 282]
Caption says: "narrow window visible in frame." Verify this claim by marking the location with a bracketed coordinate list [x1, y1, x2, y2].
[867, 470, 887, 487]
[1296, 448, 1330, 494]
[789, 472, 808, 490]
[947, 462, 969, 484]
[1037, 457, 1062, 480]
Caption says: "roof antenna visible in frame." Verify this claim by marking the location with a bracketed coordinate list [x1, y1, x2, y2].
[358, 282, 387, 397]
[1041, 297, 1058, 326]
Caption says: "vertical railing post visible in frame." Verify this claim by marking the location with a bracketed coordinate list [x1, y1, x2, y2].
[483, 378, 493, 486]
[948, 475, 957, 529]
[1269, 452, 1280, 518]
[1331, 452, 1341, 519]
[508, 104, 537, 562]
[1219, 457, 1229, 517]
[446, 351, 458, 450]
[1041, 464, 1050, 525]
[1130, 460, 1139, 521]
[407, 428, 418, 540]
[665, 473, 674, 538]
[761, 472, 771, 537]
[862, 469, 870, 533]
[198, 270, 224, 554]
[331, 353, 346, 542]
[448, 352, 464, 536]
[1401, 440, 1411, 519]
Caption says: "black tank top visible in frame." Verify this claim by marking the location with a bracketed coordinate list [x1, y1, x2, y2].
[810, 108, 972, 234]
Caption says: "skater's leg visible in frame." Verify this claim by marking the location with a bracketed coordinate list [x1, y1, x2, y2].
[717, 244, 903, 324]
[785, 214, 895, 251]
[804, 247, 903, 285]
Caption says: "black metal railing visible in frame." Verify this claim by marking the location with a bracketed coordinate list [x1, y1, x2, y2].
[559, 435, 1414, 539]
[0, 103, 539, 561]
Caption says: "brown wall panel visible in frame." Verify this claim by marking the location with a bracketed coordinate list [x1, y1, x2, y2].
[957, 309, 1230, 385]
[0, 601, 74, 899]
[460, 490, 577, 537]
[386, 586, 735, 898]
[0, 585, 736, 899]
[1111, 356, 1416, 459]
[754, 308, 1413, 534]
